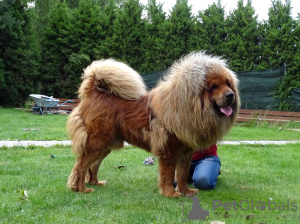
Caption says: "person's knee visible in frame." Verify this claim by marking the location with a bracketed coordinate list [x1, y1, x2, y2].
[193, 175, 216, 190]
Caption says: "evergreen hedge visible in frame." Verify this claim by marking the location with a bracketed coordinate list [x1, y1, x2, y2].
[0, 0, 299, 110]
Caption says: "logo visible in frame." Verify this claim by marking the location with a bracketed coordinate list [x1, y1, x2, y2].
[179, 196, 209, 222]
[213, 199, 298, 211]
[179, 197, 298, 222]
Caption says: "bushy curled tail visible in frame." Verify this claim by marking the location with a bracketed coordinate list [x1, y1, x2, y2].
[66, 106, 87, 157]
[78, 59, 147, 100]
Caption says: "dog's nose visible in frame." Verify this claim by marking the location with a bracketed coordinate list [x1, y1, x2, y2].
[226, 91, 234, 100]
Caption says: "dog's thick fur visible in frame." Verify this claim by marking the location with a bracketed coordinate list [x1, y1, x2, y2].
[67, 52, 240, 197]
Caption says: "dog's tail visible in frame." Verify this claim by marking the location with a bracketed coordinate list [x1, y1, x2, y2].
[78, 59, 147, 100]
[66, 106, 87, 157]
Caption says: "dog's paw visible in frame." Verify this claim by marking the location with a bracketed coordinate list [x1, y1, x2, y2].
[161, 190, 182, 198]
[184, 189, 199, 197]
[83, 187, 94, 193]
[170, 192, 182, 198]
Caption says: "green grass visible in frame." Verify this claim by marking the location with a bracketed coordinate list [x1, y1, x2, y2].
[1, 108, 300, 223]
[0, 108, 300, 141]
[0, 108, 68, 140]
[224, 123, 300, 141]
[0, 145, 299, 223]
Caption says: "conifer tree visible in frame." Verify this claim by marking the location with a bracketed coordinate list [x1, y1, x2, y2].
[140, 0, 167, 72]
[34, 0, 58, 40]
[0, 0, 40, 106]
[62, 0, 108, 97]
[63, 53, 90, 98]
[96, 0, 118, 59]
[39, 1, 71, 97]
[262, 0, 297, 68]
[67, 0, 103, 61]
[224, 0, 263, 71]
[194, 0, 227, 56]
[66, 0, 80, 8]
[108, 0, 145, 70]
[265, 0, 300, 109]
[162, 0, 195, 65]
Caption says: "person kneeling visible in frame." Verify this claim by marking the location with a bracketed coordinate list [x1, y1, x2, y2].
[189, 144, 221, 190]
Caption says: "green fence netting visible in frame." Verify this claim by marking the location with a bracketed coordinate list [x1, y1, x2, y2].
[237, 65, 285, 110]
[142, 69, 167, 90]
[141, 65, 294, 111]
[291, 88, 300, 111]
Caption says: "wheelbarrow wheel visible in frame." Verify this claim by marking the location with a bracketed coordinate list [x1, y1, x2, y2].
[32, 105, 43, 114]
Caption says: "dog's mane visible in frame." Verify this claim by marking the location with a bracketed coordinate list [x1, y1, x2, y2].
[150, 52, 239, 149]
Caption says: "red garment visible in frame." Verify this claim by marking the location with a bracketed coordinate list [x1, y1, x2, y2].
[192, 144, 218, 161]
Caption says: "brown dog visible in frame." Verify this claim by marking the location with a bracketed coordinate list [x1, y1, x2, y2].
[67, 52, 240, 197]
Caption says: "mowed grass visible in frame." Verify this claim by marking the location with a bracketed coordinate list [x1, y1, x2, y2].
[0, 108, 300, 223]
[0, 144, 299, 223]
[0, 108, 300, 141]
[0, 108, 68, 140]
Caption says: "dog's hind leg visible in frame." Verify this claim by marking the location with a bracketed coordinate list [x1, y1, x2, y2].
[175, 151, 199, 197]
[85, 149, 111, 186]
[85, 139, 124, 185]
[68, 156, 94, 193]
[68, 147, 109, 193]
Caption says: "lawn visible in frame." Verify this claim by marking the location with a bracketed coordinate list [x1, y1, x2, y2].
[0, 108, 68, 140]
[0, 108, 300, 141]
[0, 108, 299, 223]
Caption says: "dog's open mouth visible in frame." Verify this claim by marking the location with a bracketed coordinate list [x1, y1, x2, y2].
[213, 102, 233, 117]
[220, 106, 233, 117]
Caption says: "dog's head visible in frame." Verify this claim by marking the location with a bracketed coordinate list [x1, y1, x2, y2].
[205, 67, 238, 117]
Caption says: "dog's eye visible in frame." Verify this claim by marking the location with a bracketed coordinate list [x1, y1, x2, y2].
[210, 84, 218, 91]
[226, 80, 231, 88]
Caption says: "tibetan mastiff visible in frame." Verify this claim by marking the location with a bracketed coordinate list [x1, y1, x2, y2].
[67, 52, 240, 197]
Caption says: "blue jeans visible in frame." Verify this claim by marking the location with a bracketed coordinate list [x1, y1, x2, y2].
[189, 156, 221, 190]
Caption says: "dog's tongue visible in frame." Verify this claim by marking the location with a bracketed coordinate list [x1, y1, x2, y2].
[220, 106, 233, 116]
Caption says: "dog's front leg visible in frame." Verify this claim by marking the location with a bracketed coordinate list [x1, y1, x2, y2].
[175, 151, 199, 197]
[158, 156, 181, 198]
